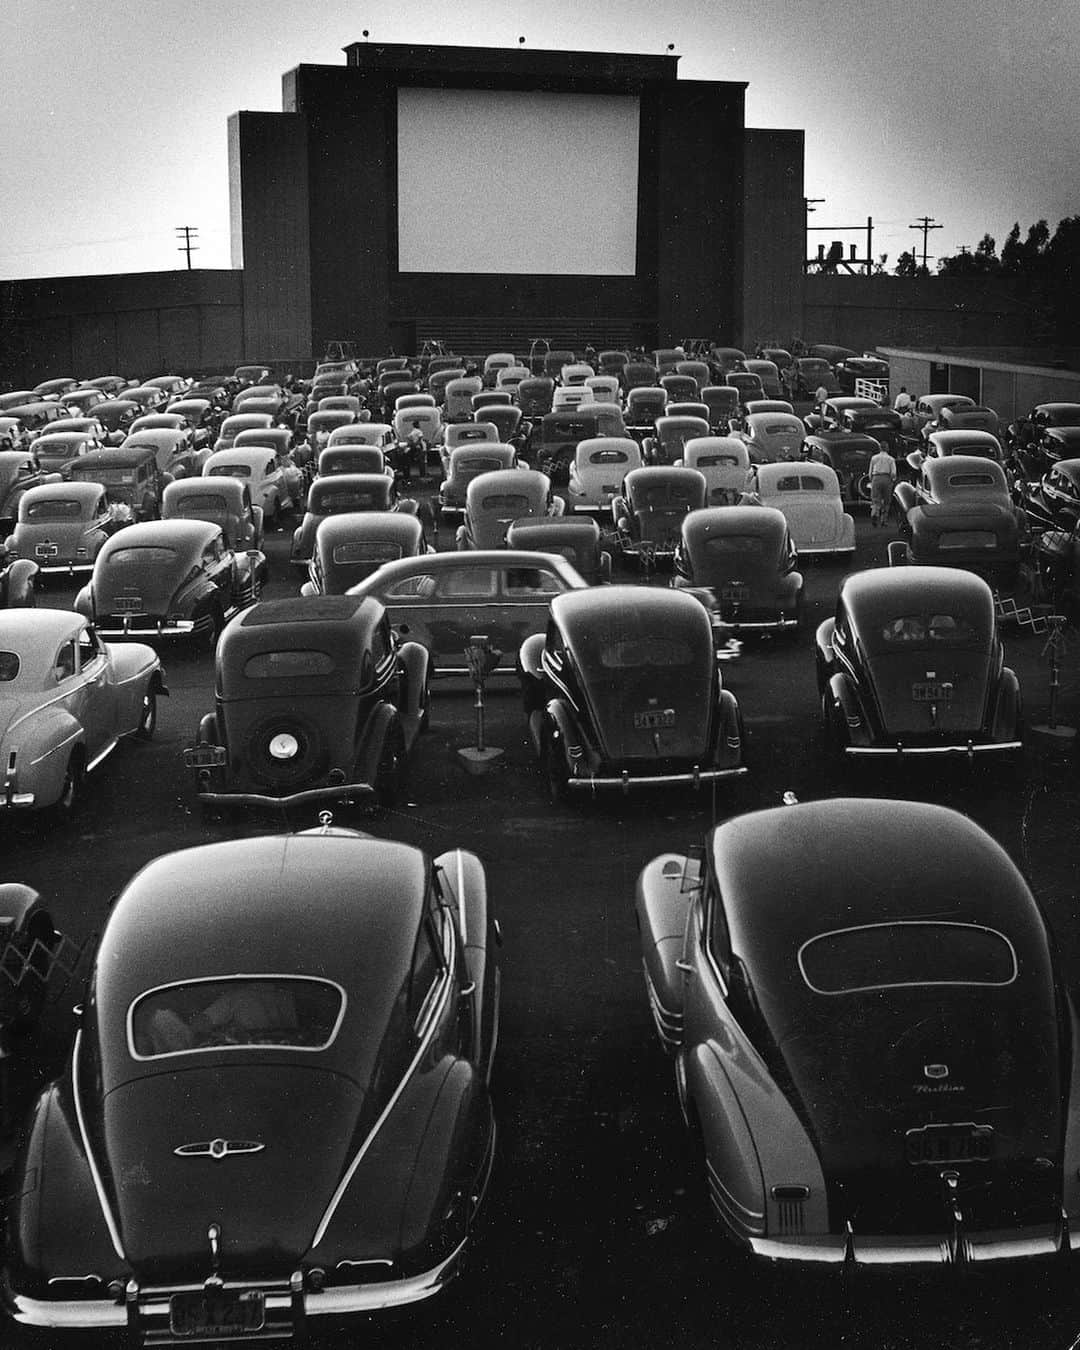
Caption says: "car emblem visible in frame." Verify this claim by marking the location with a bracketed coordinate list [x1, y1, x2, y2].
[174, 1138, 265, 1160]
[923, 1063, 949, 1080]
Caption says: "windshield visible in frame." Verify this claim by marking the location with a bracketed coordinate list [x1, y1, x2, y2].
[799, 923, 1017, 994]
[129, 976, 345, 1057]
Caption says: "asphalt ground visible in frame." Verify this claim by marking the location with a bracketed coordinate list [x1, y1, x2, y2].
[5, 484, 1080, 1350]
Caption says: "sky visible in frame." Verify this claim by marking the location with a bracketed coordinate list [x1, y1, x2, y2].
[2, 0, 1079, 281]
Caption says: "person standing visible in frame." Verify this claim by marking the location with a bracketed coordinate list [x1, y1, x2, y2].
[893, 385, 913, 414]
[868, 442, 898, 527]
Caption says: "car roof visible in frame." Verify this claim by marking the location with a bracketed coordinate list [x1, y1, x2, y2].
[316, 511, 422, 547]
[98, 518, 221, 559]
[466, 468, 549, 500]
[164, 476, 245, 504]
[71, 444, 159, 468]
[925, 455, 1008, 489]
[21, 480, 103, 504]
[0, 609, 89, 685]
[347, 548, 587, 594]
[204, 447, 276, 468]
[928, 430, 1001, 451]
[757, 461, 841, 490]
[308, 473, 393, 507]
[683, 504, 789, 543]
[551, 584, 712, 650]
[840, 564, 994, 622]
[626, 466, 707, 487]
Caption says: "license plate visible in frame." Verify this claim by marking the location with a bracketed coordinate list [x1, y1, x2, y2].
[169, 1288, 265, 1337]
[184, 744, 227, 768]
[35, 543, 58, 557]
[905, 1123, 993, 1165]
[634, 708, 675, 729]
[114, 596, 144, 612]
[721, 584, 749, 603]
[912, 681, 953, 702]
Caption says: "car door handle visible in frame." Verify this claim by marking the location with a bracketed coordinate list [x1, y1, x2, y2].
[676, 960, 694, 976]
[459, 980, 476, 998]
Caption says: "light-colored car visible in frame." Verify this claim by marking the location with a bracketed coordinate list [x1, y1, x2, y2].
[755, 461, 855, 555]
[456, 468, 564, 550]
[202, 447, 296, 527]
[30, 432, 96, 478]
[327, 421, 395, 450]
[676, 436, 755, 506]
[212, 412, 274, 454]
[0, 609, 165, 815]
[120, 427, 198, 477]
[740, 411, 805, 464]
[566, 437, 642, 513]
[5, 482, 117, 576]
[551, 386, 594, 412]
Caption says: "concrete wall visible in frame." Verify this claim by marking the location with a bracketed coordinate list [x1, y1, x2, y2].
[742, 129, 804, 351]
[0, 271, 244, 388]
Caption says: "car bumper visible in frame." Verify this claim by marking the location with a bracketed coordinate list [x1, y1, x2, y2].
[96, 616, 207, 639]
[191, 779, 377, 810]
[28, 560, 95, 575]
[0, 785, 36, 809]
[710, 614, 798, 634]
[566, 765, 747, 792]
[845, 740, 1022, 758]
[748, 1220, 1074, 1267]
[5, 1239, 466, 1335]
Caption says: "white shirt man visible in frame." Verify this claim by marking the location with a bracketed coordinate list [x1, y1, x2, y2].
[869, 446, 898, 526]
[893, 387, 913, 414]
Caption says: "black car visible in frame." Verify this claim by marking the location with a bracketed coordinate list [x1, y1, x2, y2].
[4, 826, 497, 1337]
[1015, 425, 1080, 481]
[815, 566, 1022, 761]
[803, 431, 883, 503]
[1017, 456, 1080, 532]
[517, 586, 745, 800]
[184, 594, 429, 810]
[673, 505, 802, 633]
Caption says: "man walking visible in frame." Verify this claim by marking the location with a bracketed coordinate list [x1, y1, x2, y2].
[869, 442, 898, 527]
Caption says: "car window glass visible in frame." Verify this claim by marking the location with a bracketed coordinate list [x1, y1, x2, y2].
[503, 566, 564, 596]
[704, 870, 732, 981]
[243, 650, 337, 678]
[54, 640, 76, 681]
[77, 630, 101, 667]
[799, 923, 1017, 994]
[436, 568, 499, 599]
[383, 572, 437, 598]
[0, 652, 20, 681]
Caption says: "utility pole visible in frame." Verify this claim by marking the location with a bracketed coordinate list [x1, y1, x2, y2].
[803, 198, 824, 273]
[909, 216, 942, 271]
[175, 225, 199, 270]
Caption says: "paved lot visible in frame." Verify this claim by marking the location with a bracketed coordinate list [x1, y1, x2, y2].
[6, 499, 1080, 1349]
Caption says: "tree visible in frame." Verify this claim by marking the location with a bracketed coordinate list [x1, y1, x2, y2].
[894, 250, 918, 277]
[1000, 223, 1023, 274]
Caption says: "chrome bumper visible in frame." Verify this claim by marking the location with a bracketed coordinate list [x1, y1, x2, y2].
[711, 615, 798, 633]
[194, 782, 376, 810]
[96, 618, 201, 639]
[845, 740, 1022, 757]
[566, 765, 747, 791]
[748, 1218, 1073, 1266]
[33, 561, 95, 575]
[6, 1240, 466, 1335]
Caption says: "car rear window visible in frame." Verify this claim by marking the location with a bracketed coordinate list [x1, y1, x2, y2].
[877, 612, 981, 645]
[764, 423, 796, 435]
[171, 494, 229, 515]
[798, 923, 1017, 995]
[596, 636, 694, 669]
[482, 494, 531, 513]
[243, 650, 337, 679]
[208, 464, 251, 478]
[130, 976, 345, 1057]
[25, 499, 84, 519]
[107, 547, 177, 567]
[504, 566, 565, 595]
[702, 535, 768, 556]
[0, 652, 19, 681]
[947, 472, 996, 487]
[939, 531, 998, 550]
[774, 474, 827, 492]
[589, 449, 629, 464]
[318, 491, 378, 510]
[332, 542, 402, 564]
[696, 454, 739, 468]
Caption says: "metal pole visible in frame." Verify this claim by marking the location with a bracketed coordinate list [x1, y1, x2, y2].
[475, 679, 486, 752]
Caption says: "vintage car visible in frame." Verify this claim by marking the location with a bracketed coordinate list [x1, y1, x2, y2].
[94, 398, 142, 443]
[802, 432, 881, 504]
[644, 415, 710, 466]
[624, 388, 667, 435]
[0, 609, 164, 815]
[444, 376, 484, 421]
[517, 587, 745, 800]
[75, 519, 265, 646]
[232, 427, 309, 498]
[162, 477, 264, 551]
[327, 421, 395, 451]
[725, 371, 766, 408]
[308, 408, 358, 456]
[438, 421, 502, 469]
[741, 359, 784, 399]
[612, 466, 708, 567]
[4, 822, 497, 1336]
[755, 462, 855, 556]
[532, 405, 626, 483]
[0, 556, 37, 609]
[708, 347, 747, 380]
[213, 412, 275, 453]
[660, 373, 700, 406]
[700, 386, 742, 431]
[346, 550, 587, 677]
[31, 431, 97, 478]
[892, 456, 1027, 584]
[634, 794, 1076, 1265]
[675, 437, 754, 506]
[59, 387, 106, 417]
[6, 482, 118, 576]
[301, 513, 431, 596]
[291, 474, 402, 567]
[0, 417, 32, 454]
[816, 567, 1022, 760]
[32, 378, 79, 401]
[438, 444, 518, 522]
[673, 506, 802, 633]
[1008, 402, 1080, 466]
[939, 403, 1000, 438]
[121, 427, 200, 478]
[910, 429, 1006, 475]
[585, 374, 620, 405]
[516, 376, 555, 419]
[234, 363, 274, 387]
[838, 404, 907, 455]
[0, 884, 60, 1090]
[622, 360, 659, 392]
[805, 396, 879, 435]
[1016, 457, 1080, 533]
[123, 386, 170, 414]
[914, 393, 976, 439]
[504, 515, 612, 585]
[184, 595, 429, 810]
[455, 469, 563, 550]
[164, 398, 218, 448]
[202, 446, 297, 527]
[316, 445, 392, 480]
[1013, 424, 1080, 480]
[0, 450, 50, 530]
[68, 445, 171, 522]
[739, 411, 805, 465]
[786, 356, 840, 399]
[835, 354, 890, 399]
[566, 437, 642, 513]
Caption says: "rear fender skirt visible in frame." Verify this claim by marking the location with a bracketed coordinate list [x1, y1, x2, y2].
[543, 699, 580, 772]
[6, 558, 37, 605]
[396, 640, 430, 747]
[434, 849, 496, 1075]
[989, 667, 1022, 741]
[354, 701, 399, 786]
[635, 853, 699, 1044]
[827, 671, 868, 745]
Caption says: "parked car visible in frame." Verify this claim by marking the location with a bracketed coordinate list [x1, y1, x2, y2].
[673, 505, 802, 633]
[644, 415, 710, 466]
[892, 456, 1028, 585]
[456, 469, 563, 550]
[910, 429, 1007, 476]
[517, 587, 745, 800]
[835, 354, 890, 398]
[67, 444, 172, 522]
[504, 515, 612, 585]
[755, 461, 855, 556]
[30, 431, 97, 478]
[938, 403, 1001, 439]
[741, 359, 783, 399]
[1032, 520, 1080, 621]
[121, 426, 201, 478]
[301, 512, 431, 596]
[232, 427, 309, 502]
[202, 446, 297, 527]
[234, 363, 274, 386]
[0, 556, 36, 609]
[624, 387, 668, 435]
[0, 609, 164, 815]
[1016, 457, 1080, 533]
[635, 795, 1070, 1265]
[0, 450, 50, 530]
[6, 482, 118, 576]
[802, 431, 881, 504]
[613, 466, 708, 567]
[532, 406, 628, 483]
[75, 519, 265, 645]
[675, 437, 755, 506]
[837, 405, 907, 456]
[316, 445, 393, 480]
[566, 437, 642, 513]
[184, 595, 428, 809]
[162, 476, 264, 552]
[94, 398, 141, 444]
[213, 411, 274, 453]
[4, 822, 496, 1336]
[0, 417, 32, 455]
[32, 378, 78, 400]
[816, 566, 1022, 760]
[346, 550, 587, 677]
[161, 398, 218, 449]
[438, 444, 518, 523]
[1013, 424, 1080, 481]
[291, 474, 404, 566]
[914, 393, 976, 439]
[786, 357, 840, 399]
[805, 395, 880, 435]
[58, 387, 106, 417]
[1008, 402, 1080, 461]
[0, 883, 60, 1071]
[699, 385, 742, 432]
[739, 411, 805, 465]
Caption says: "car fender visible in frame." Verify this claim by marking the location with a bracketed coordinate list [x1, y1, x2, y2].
[543, 698, 579, 769]
[990, 666, 1022, 741]
[814, 618, 836, 692]
[396, 639, 430, 749]
[598, 550, 612, 583]
[839, 512, 855, 550]
[635, 852, 700, 1049]
[435, 848, 498, 1082]
[887, 539, 910, 567]
[715, 688, 743, 768]
[4, 705, 84, 805]
[4, 558, 37, 607]
[354, 699, 400, 785]
[826, 671, 868, 747]
[517, 632, 546, 685]
[894, 481, 917, 514]
[685, 1040, 765, 1238]
[73, 582, 93, 619]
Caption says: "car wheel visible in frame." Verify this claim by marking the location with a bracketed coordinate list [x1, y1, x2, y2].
[53, 750, 85, 820]
[375, 719, 407, 809]
[540, 726, 569, 804]
[821, 692, 845, 768]
[855, 472, 873, 501]
[135, 688, 157, 740]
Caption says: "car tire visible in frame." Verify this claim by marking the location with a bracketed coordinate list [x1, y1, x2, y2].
[135, 688, 157, 740]
[53, 750, 85, 820]
[821, 692, 845, 768]
[540, 726, 570, 804]
[375, 718, 407, 810]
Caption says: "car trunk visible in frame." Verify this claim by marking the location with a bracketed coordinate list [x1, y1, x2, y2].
[583, 663, 713, 765]
[787, 498, 841, 550]
[16, 520, 90, 563]
[95, 558, 180, 618]
[101, 1065, 368, 1280]
[866, 650, 990, 739]
[774, 992, 1063, 1236]
[637, 505, 691, 551]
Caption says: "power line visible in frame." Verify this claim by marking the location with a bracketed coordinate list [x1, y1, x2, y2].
[175, 225, 199, 270]
[909, 216, 942, 270]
